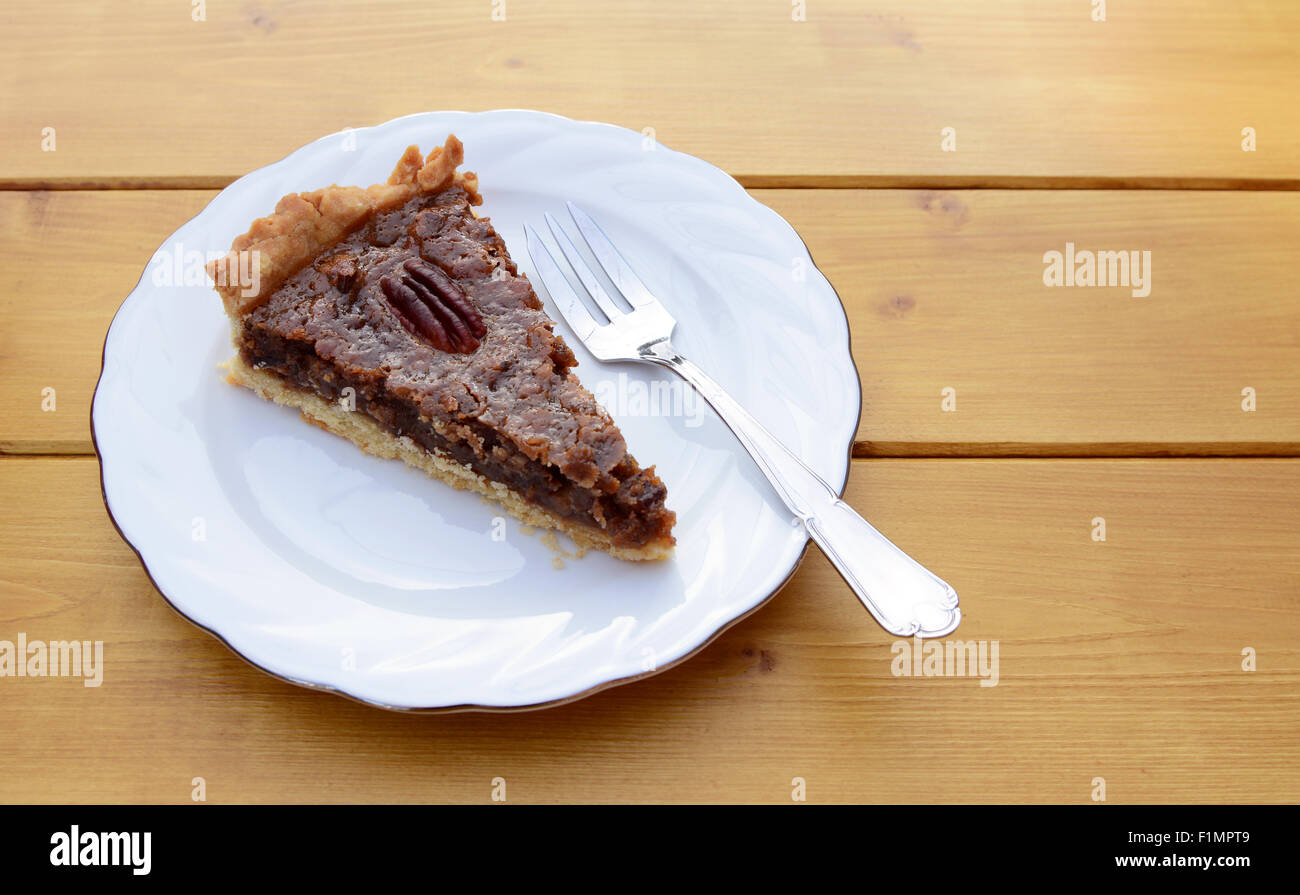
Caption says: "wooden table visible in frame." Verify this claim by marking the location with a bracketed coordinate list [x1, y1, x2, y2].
[2, 1, 1297, 804]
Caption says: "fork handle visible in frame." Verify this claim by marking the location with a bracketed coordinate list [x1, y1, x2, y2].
[643, 343, 960, 638]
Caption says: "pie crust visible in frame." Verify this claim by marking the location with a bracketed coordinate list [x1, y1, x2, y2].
[208, 136, 675, 560]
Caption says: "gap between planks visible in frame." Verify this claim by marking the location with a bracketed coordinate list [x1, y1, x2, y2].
[3, 176, 1300, 192]
[854, 442, 1300, 459]
[6, 444, 1300, 460]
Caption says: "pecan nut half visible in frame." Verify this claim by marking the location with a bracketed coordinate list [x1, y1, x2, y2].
[379, 258, 487, 353]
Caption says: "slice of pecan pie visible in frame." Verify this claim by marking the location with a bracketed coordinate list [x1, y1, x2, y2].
[207, 135, 675, 560]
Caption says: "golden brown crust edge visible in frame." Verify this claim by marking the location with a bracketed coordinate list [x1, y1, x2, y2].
[224, 356, 675, 562]
[206, 135, 481, 317]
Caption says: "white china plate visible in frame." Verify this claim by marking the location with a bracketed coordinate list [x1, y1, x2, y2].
[92, 110, 860, 710]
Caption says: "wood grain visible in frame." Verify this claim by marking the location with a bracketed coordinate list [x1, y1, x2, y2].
[2, 189, 1296, 455]
[768, 188, 1300, 454]
[3, 1, 1298, 188]
[0, 191, 217, 454]
[0, 457, 1295, 804]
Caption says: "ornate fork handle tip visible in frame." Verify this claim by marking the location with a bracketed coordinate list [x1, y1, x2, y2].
[644, 341, 962, 638]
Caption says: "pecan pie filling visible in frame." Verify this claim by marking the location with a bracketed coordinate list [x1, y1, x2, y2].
[235, 181, 675, 552]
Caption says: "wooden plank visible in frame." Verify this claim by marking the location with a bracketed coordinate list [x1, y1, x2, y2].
[0, 191, 217, 454]
[0, 456, 1295, 803]
[2, 189, 1297, 455]
[2, 1, 1298, 188]
[765, 188, 1300, 454]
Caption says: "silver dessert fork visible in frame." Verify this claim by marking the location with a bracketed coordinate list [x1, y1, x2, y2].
[525, 203, 961, 637]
